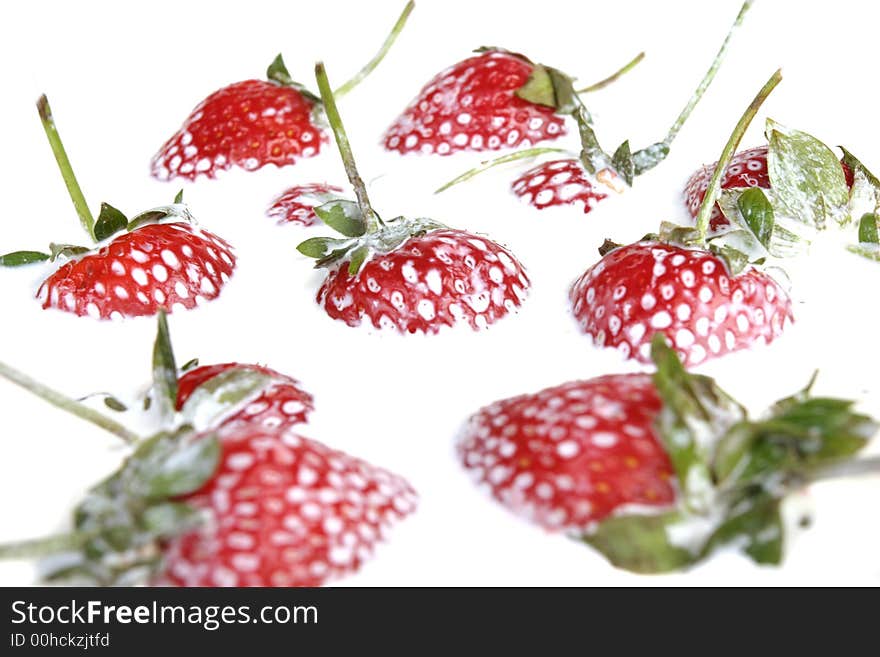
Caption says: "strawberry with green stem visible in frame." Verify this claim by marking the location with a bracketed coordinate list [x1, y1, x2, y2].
[151, 2, 414, 181]
[383, 41, 644, 156]
[0, 96, 236, 320]
[570, 70, 796, 367]
[683, 132, 880, 263]
[296, 63, 530, 334]
[0, 313, 416, 586]
[436, 1, 752, 214]
[458, 334, 880, 573]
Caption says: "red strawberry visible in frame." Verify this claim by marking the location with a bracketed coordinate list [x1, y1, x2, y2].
[459, 374, 674, 531]
[299, 63, 531, 334]
[151, 79, 325, 181]
[176, 363, 314, 431]
[511, 158, 610, 213]
[684, 145, 856, 232]
[152, 4, 415, 180]
[2, 96, 237, 319]
[317, 228, 529, 333]
[384, 49, 567, 156]
[266, 183, 345, 226]
[458, 336, 880, 573]
[156, 426, 417, 587]
[37, 223, 235, 320]
[569, 242, 793, 366]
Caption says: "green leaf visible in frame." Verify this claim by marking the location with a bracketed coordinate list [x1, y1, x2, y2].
[0, 250, 50, 266]
[314, 200, 367, 237]
[126, 210, 169, 232]
[848, 243, 880, 262]
[515, 64, 555, 107]
[103, 396, 127, 412]
[704, 495, 783, 565]
[181, 358, 200, 372]
[141, 501, 201, 537]
[579, 511, 697, 574]
[708, 243, 750, 276]
[179, 367, 273, 430]
[49, 243, 90, 261]
[574, 107, 612, 175]
[296, 236, 348, 259]
[840, 147, 880, 217]
[632, 142, 670, 176]
[737, 187, 774, 248]
[716, 189, 805, 259]
[611, 140, 634, 187]
[766, 119, 849, 228]
[151, 310, 179, 421]
[858, 213, 879, 244]
[347, 245, 369, 275]
[267, 53, 294, 86]
[650, 334, 746, 513]
[142, 433, 221, 498]
[173, 189, 184, 204]
[94, 202, 129, 241]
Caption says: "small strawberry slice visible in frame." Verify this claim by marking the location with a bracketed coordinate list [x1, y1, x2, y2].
[570, 241, 792, 366]
[266, 183, 345, 226]
[511, 158, 608, 213]
[683, 145, 856, 232]
[298, 63, 530, 334]
[37, 223, 235, 320]
[176, 363, 314, 431]
[384, 49, 567, 156]
[459, 374, 673, 531]
[458, 335, 880, 573]
[152, 3, 414, 181]
[157, 427, 417, 587]
[317, 228, 529, 333]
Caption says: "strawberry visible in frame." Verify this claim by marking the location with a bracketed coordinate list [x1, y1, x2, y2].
[383, 49, 568, 155]
[683, 145, 857, 233]
[156, 426, 417, 587]
[0, 313, 415, 586]
[570, 241, 793, 366]
[176, 362, 314, 432]
[568, 70, 799, 366]
[152, 2, 414, 181]
[37, 223, 235, 320]
[297, 63, 530, 333]
[436, 2, 753, 213]
[1, 96, 236, 319]
[459, 373, 673, 531]
[316, 228, 529, 333]
[459, 335, 880, 573]
[511, 158, 608, 213]
[266, 183, 345, 226]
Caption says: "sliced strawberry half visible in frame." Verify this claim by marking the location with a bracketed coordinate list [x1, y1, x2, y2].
[176, 363, 314, 432]
[157, 427, 417, 587]
[511, 158, 609, 212]
[459, 374, 674, 531]
[37, 223, 235, 320]
[569, 241, 793, 366]
[266, 183, 345, 226]
[384, 49, 567, 155]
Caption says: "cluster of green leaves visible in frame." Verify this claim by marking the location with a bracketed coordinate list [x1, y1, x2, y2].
[297, 198, 443, 275]
[579, 335, 876, 574]
[714, 120, 880, 268]
[0, 191, 187, 268]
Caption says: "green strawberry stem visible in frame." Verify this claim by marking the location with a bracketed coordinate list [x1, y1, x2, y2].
[0, 361, 139, 444]
[435, 147, 570, 193]
[333, 1, 415, 98]
[695, 68, 782, 241]
[315, 62, 381, 231]
[0, 531, 88, 560]
[576, 51, 645, 94]
[662, 0, 753, 147]
[37, 95, 96, 242]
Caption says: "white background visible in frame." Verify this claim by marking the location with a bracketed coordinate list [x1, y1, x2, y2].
[1, 0, 878, 585]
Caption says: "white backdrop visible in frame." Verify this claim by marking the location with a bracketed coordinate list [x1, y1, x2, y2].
[1, 0, 878, 585]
